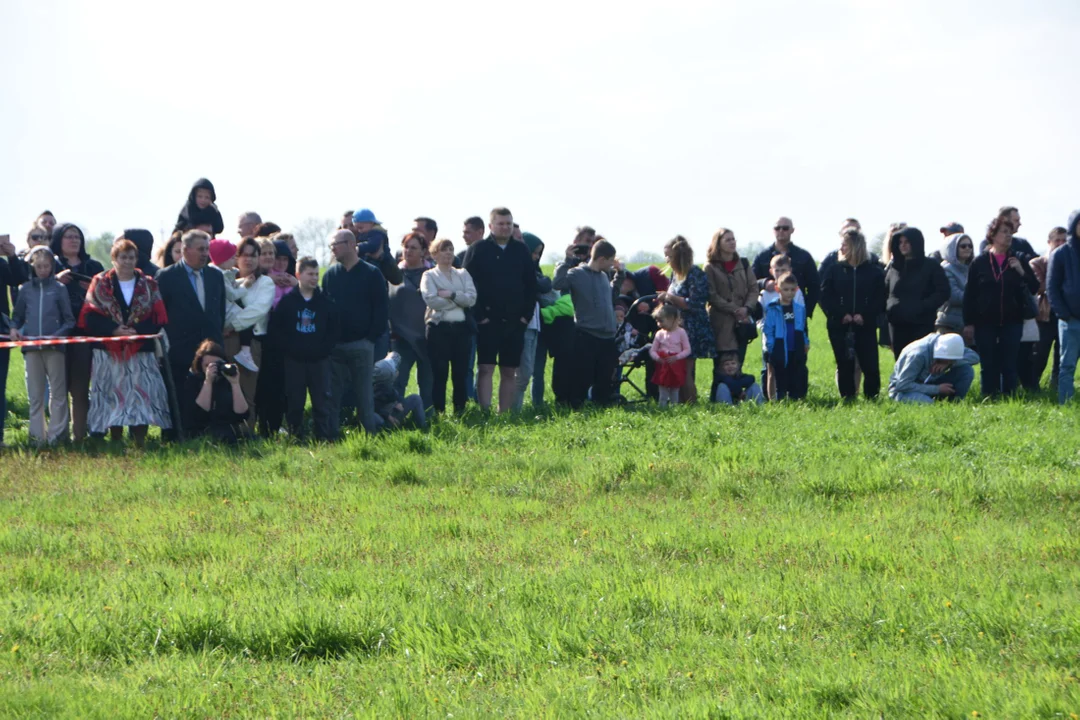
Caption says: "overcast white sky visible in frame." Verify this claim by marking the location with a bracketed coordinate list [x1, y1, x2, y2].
[2, 0, 1078, 261]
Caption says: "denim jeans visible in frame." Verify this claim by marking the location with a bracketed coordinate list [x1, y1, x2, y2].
[330, 340, 376, 435]
[974, 323, 1023, 397]
[0, 348, 8, 443]
[392, 338, 433, 412]
[715, 382, 764, 405]
[893, 364, 975, 403]
[1058, 318, 1080, 404]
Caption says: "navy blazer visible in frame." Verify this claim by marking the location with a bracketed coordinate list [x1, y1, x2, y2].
[156, 262, 226, 369]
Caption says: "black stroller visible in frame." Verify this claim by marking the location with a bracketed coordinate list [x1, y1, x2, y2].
[613, 294, 660, 404]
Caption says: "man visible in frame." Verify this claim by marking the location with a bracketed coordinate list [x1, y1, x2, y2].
[752, 216, 820, 317]
[321, 229, 388, 435]
[940, 221, 964, 238]
[412, 217, 438, 247]
[1047, 210, 1080, 404]
[454, 216, 485, 269]
[463, 207, 537, 413]
[888, 332, 979, 403]
[156, 230, 226, 434]
[237, 212, 262, 240]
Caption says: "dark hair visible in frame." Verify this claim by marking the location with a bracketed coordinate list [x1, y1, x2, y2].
[489, 207, 512, 222]
[191, 339, 227, 375]
[592, 239, 616, 260]
[401, 232, 429, 253]
[252, 222, 281, 238]
[110, 238, 138, 261]
[297, 256, 319, 273]
[719, 351, 740, 365]
[414, 217, 438, 235]
[706, 228, 736, 264]
[574, 226, 597, 245]
[1050, 226, 1067, 239]
[777, 272, 799, 287]
[158, 231, 183, 267]
[236, 237, 262, 273]
[998, 205, 1019, 217]
[986, 215, 1012, 243]
[464, 216, 485, 232]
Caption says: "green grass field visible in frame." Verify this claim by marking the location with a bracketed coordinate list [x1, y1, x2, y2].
[2, 315, 1079, 717]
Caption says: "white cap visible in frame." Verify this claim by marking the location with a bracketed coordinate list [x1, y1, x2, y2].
[932, 333, 964, 360]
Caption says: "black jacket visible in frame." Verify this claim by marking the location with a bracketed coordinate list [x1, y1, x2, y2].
[175, 178, 225, 235]
[156, 261, 226, 369]
[320, 258, 388, 344]
[125, 228, 160, 276]
[752, 243, 820, 317]
[271, 287, 340, 362]
[963, 249, 1039, 326]
[820, 258, 886, 329]
[50, 223, 105, 324]
[884, 228, 950, 327]
[463, 237, 537, 323]
[183, 372, 247, 442]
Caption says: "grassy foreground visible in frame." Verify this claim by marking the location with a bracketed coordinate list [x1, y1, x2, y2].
[1, 320, 1079, 717]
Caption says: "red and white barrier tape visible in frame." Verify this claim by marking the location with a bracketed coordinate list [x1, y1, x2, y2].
[0, 333, 163, 350]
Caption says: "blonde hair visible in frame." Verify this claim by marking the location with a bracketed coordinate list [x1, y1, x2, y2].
[839, 228, 868, 267]
[430, 237, 455, 255]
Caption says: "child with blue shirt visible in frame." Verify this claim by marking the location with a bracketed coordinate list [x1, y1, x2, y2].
[763, 273, 809, 400]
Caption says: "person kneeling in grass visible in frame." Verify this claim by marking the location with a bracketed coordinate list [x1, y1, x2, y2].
[887, 332, 979, 403]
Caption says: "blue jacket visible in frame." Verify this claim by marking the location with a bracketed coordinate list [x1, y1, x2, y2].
[887, 332, 980, 399]
[1047, 210, 1080, 322]
[762, 298, 808, 367]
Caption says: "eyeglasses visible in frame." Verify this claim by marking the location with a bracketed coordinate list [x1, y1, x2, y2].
[774, 225, 793, 231]
[30, 234, 45, 241]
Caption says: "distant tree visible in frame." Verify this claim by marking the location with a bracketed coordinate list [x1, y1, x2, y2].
[868, 231, 886, 259]
[292, 217, 336, 266]
[739, 240, 769, 261]
[86, 231, 115, 263]
[629, 250, 663, 265]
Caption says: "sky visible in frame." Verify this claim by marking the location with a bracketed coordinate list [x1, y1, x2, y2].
[2, 0, 1078, 263]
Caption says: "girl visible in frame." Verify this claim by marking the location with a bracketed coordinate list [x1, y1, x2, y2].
[10, 247, 75, 444]
[649, 303, 691, 408]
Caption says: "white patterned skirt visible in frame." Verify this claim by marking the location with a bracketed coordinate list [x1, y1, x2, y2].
[88, 349, 173, 432]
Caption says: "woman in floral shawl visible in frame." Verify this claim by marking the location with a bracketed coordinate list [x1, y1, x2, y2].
[78, 238, 171, 445]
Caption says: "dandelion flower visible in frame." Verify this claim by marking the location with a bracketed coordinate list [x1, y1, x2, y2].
[945, 601, 953, 608]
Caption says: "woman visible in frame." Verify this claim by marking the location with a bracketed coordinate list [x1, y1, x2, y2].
[963, 216, 1039, 398]
[254, 239, 295, 435]
[154, 231, 184, 269]
[819, 228, 885, 399]
[224, 238, 275, 426]
[183, 339, 249, 443]
[51, 222, 105, 441]
[657, 236, 715, 403]
[936, 233, 974, 337]
[704, 228, 758, 391]
[884, 226, 949, 360]
[78, 239, 171, 445]
[421, 238, 477, 415]
[389, 232, 434, 410]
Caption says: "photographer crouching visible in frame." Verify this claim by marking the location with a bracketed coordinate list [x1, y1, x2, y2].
[182, 339, 249, 443]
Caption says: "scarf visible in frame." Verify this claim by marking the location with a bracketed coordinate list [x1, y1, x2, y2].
[78, 268, 168, 360]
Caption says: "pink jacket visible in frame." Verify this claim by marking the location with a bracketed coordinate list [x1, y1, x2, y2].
[650, 327, 691, 361]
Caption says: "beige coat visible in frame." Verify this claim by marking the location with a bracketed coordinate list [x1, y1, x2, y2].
[705, 256, 758, 352]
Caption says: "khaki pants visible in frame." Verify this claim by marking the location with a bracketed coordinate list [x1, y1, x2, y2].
[25, 350, 70, 444]
[223, 334, 261, 429]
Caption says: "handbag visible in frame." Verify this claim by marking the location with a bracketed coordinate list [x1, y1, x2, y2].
[735, 320, 758, 345]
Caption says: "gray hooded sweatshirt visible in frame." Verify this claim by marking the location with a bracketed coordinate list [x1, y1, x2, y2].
[937, 233, 971, 332]
[11, 275, 75, 352]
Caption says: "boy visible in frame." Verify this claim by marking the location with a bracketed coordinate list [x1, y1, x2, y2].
[552, 239, 626, 408]
[713, 352, 765, 405]
[763, 273, 810, 400]
[10, 247, 74, 444]
[175, 178, 225, 236]
[270, 257, 339, 441]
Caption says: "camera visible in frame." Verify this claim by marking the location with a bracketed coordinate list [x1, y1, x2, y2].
[212, 360, 239, 378]
[572, 244, 590, 257]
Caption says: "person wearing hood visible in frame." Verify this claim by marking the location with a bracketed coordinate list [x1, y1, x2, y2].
[888, 332, 979, 403]
[1047, 210, 1080, 403]
[512, 232, 553, 411]
[175, 178, 225, 236]
[119, 229, 159, 276]
[50, 222, 105, 441]
[819, 227, 886, 399]
[963, 215, 1039, 398]
[884, 227, 950, 360]
[936, 232, 975, 336]
[1030, 226, 1067, 392]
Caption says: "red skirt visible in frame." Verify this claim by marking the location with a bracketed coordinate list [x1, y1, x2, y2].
[652, 353, 687, 388]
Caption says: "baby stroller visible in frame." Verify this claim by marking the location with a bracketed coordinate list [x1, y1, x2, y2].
[613, 294, 660, 404]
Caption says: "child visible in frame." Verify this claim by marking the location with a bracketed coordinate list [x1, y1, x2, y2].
[756, 254, 805, 389]
[9, 247, 75, 444]
[372, 351, 427, 431]
[763, 273, 810, 400]
[211, 239, 258, 372]
[270, 239, 298, 309]
[271, 256, 339, 441]
[614, 298, 640, 355]
[552, 239, 625, 408]
[713, 352, 764, 405]
[175, 178, 225, 236]
[649, 303, 690, 407]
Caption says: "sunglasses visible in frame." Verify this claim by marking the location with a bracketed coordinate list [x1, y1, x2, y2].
[957, 244, 973, 249]
[774, 225, 793, 231]
[30, 234, 45, 241]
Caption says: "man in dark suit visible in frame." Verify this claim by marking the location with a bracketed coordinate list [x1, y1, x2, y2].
[156, 230, 226, 435]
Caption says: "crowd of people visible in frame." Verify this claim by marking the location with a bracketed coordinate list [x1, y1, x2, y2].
[1, 184, 1078, 447]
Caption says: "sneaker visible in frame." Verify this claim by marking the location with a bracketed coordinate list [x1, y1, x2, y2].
[234, 347, 259, 372]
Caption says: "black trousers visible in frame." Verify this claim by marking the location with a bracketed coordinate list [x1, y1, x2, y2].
[284, 356, 334, 440]
[426, 321, 472, 414]
[828, 323, 880, 399]
[544, 317, 577, 406]
[769, 337, 808, 400]
[1033, 316, 1060, 389]
[889, 322, 934, 360]
[569, 330, 618, 409]
[256, 346, 287, 436]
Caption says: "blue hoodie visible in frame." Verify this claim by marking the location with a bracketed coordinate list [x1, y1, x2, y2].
[887, 332, 980, 399]
[762, 297, 808, 367]
[1047, 210, 1080, 322]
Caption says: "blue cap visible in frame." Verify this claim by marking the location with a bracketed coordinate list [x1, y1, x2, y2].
[352, 208, 379, 224]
